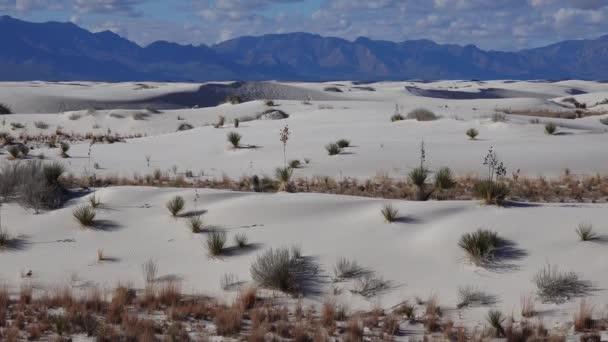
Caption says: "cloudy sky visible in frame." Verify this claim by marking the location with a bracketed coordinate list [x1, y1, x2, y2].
[1, 0, 607, 50]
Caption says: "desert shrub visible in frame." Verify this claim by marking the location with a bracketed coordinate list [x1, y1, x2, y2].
[381, 203, 399, 223]
[288, 159, 301, 168]
[351, 274, 392, 298]
[206, 230, 227, 256]
[466, 128, 479, 140]
[0, 103, 11, 114]
[59, 141, 70, 158]
[34, 121, 49, 129]
[545, 122, 557, 135]
[325, 143, 341, 156]
[323, 86, 342, 92]
[234, 233, 248, 248]
[10, 122, 25, 129]
[336, 139, 350, 148]
[486, 310, 505, 337]
[0, 228, 10, 249]
[274, 166, 292, 192]
[6, 145, 20, 159]
[533, 264, 593, 303]
[73, 205, 96, 228]
[407, 108, 438, 121]
[265, 99, 275, 106]
[214, 306, 242, 336]
[233, 118, 239, 128]
[520, 294, 536, 317]
[0, 160, 65, 211]
[473, 180, 509, 205]
[391, 113, 404, 122]
[177, 123, 194, 131]
[599, 117, 608, 125]
[227, 131, 241, 148]
[576, 223, 597, 241]
[434, 167, 456, 192]
[166, 196, 185, 217]
[457, 286, 497, 308]
[188, 216, 204, 233]
[409, 166, 432, 200]
[491, 113, 507, 122]
[250, 247, 301, 292]
[214, 115, 225, 128]
[43, 162, 65, 185]
[333, 257, 364, 280]
[458, 229, 501, 266]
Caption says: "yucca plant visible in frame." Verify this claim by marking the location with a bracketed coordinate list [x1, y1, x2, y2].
[206, 230, 227, 256]
[434, 167, 456, 192]
[73, 205, 96, 228]
[466, 128, 479, 140]
[88, 194, 102, 208]
[325, 143, 341, 156]
[166, 196, 185, 217]
[233, 118, 239, 128]
[545, 122, 557, 135]
[381, 203, 399, 223]
[576, 223, 597, 241]
[59, 142, 70, 158]
[458, 229, 501, 266]
[250, 247, 298, 292]
[43, 162, 65, 185]
[486, 310, 505, 337]
[227, 131, 242, 149]
[188, 216, 204, 233]
[275, 166, 293, 192]
[214, 115, 225, 128]
[234, 233, 248, 248]
[409, 166, 431, 201]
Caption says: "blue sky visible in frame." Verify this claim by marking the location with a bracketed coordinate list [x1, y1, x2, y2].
[1, 0, 607, 50]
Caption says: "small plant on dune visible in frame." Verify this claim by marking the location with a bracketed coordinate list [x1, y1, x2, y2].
[166, 196, 185, 217]
[533, 263, 593, 304]
[6, 145, 21, 159]
[227, 131, 242, 149]
[233, 118, 239, 128]
[466, 128, 479, 140]
[576, 223, 597, 241]
[520, 293, 536, 318]
[0, 228, 10, 249]
[59, 141, 70, 158]
[188, 216, 204, 233]
[474, 147, 508, 205]
[545, 122, 557, 135]
[141, 258, 158, 286]
[275, 166, 293, 192]
[0, 103, 12, 114]
[407, 108, 438, 121]
[457, 286, 497, 308]
[279, 125, 290, 167]
[10, 122, 25, 129]
[458, 229, 501, 266]
[409, 140, 432, 200]
[391, 113, 404, 122]
[214, 115, 225, 128]
[333, 257, 364, 281]
[325, 142, 341, 156]
[43, 162, 65, 185]
[206, 230, 227, 256]
[434, 167, 456, 192]
[336, 139, 350, 148]
[381, 203, 399, 223]
[34, 121, 49, 129]
[88, 194, 102, 208]
[234, 233, 248, 248]
[250, 246, 301, 292]
[486, 310, 506, 337]
[73, 205, 96, 228]
[288, 159, 301, 169]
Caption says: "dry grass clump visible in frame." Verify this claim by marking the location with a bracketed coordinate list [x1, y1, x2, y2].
[336, 139, 350, 148]
[250, 246, 302, 292]
[458, 229, 501, 266]
[188, 216, 204, 233]
[457, 286, 497, 308]
[234, 232, 248, 248]
[391, 113, 404, 122]
[73, 205, 96, 228]
[34, 121, 49, 129]
[533, 263, 593, 303]
[486, 310, 506, 337]
[59, 141, 70, 158]
[166, 195, 185, 217]
[520, 293, 536, 318]
[407, 108, 438, 121]
[333, 257, 364, 280]
[574, 299, 595, 332]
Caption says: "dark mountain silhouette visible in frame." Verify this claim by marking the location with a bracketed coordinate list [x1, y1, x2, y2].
[1, 15, 607, 81]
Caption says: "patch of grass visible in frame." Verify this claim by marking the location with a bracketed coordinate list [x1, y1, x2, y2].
[188, 216, 204, 233]
[409, 166, 431, 201]
[214, 115, 225, 128]
[206, 230, 227, 256]
[325, 143, 342, 156]
[533, 263, 593, 303]
[576, 223, 598, 241]
[88, 194, 101, 208]
[336, 139, 350, 148]
[574, 299, 594, 332]
[166, 196, 185, 217]
[458, 229, 501, 266]
[234, 233, 248, 248]
[520, 293, 536, 318]
[466, 128, 479, 140]
[73, 205, 96, 228]
[333, 257, 364, 280]
[43, 162, 65, 185]
[274, 166, 293, 192]
[456, 286, 497, 308]
[473, 180, 509, 205]
[434, 167, 456, 192]
[381, 203, 399, 223]
[407, 108, 438, 121]
[227, 131, 242, 149]
[545, 122, 557, 135]
[141, 258, 158, 285]
[250, 247, 301, 292]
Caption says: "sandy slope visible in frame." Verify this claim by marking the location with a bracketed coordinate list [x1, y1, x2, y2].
[1, 186, 608, 329]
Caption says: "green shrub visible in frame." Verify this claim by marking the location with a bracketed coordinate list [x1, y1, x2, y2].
[206, 230, 227, 256]
[381, 203, 399, 223]
[73, 205, 96, 228]
[458, 229, 501, 265]
[407, 108, 438, 121]
[227, 131, 242, 148]
[434, 167, 456, 191]
[325, 143, 341, 156]
[166, 196, 185, 217]
[486, 310, 505, 337]
[336, 139, 350, 148]
[250, 247, 301, 292]
[275, 166, 292, 192]
[43, 162, 65, 185]
[409, 166, 431, 201]
[188, 216, 204, 233]
[545, 122, 557, 135]
[466, 128, 479, 140]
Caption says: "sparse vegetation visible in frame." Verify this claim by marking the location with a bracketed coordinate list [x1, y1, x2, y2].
[576, 222, 598, 241]
[250, 246, 302, 292]
[323, 86, 342, 92]
[275, 166, 293, 192]
[486, 310, 505, 337]
[34, 121, 49, 129]
[59, 141, 70, 158]
[73, 205, 96, 228]
[234, 233, 248, 248]
[434, 167, 456, 192]
[288, 159, 301, 168]
[0, 228, 10, 249]
[0, 103, 12, 114]
[177, 123, 194, 131]
[336, 139, 350, 148]
[533, 263, 593, 303]
[458, 229, 501, 266]
[214, 115, 225, 128]
[206, 230, 227, 256]
[474, 147, 508, 205]
[466, 128, 479, 140]
[233, 118, 239, 128]
[325, 143, 342, 156]
[188, 216, 204, 233]
[407, 108, 438, 121]
[381, 203, 399, 223]
[141, 258, 158, 285]
[0, 160, 66, 211]
[600, 117, 608, 125]
[227, 131, 242, 149]
[333, 257, 364, 280]
[545, 122, 557, 135]
[457, 286, 497, 308]
[166, 196, 185, 217]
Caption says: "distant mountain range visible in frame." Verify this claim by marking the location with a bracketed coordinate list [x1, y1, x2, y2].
[1, 15, 608, 81]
